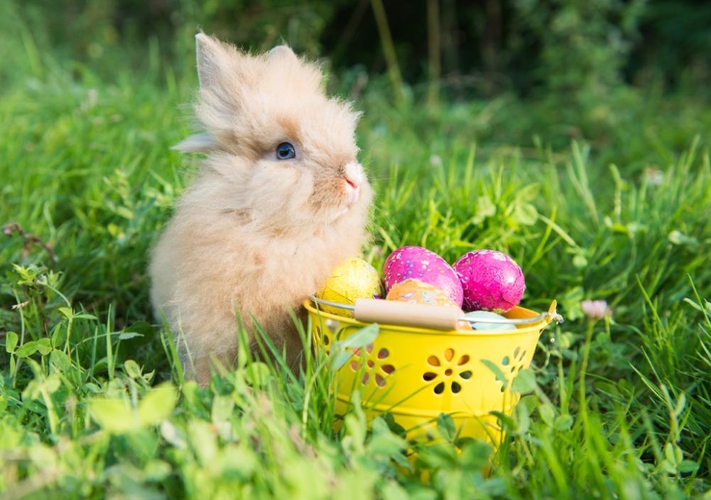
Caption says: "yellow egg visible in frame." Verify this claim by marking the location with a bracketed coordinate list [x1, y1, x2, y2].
[386, 279, 472, 331]
[316, 258, 383, 317]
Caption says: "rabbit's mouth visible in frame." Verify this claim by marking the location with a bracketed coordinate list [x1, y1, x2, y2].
[325, 184, 360, 222]
[344, 179, 360, 206]
[310, 162, 369, 223]
[342, 162, 365, 206]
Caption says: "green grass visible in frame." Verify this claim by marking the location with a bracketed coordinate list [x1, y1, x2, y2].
[1, 29, 711, 500]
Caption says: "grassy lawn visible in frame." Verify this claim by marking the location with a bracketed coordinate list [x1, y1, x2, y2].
[1, 21, 711, 500]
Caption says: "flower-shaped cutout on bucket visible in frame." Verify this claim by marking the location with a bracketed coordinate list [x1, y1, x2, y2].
[422, 348, 473, 395]
[498, 346, 528, 392]
[349, 344, 396, 387]
[502, 346, 527, 376]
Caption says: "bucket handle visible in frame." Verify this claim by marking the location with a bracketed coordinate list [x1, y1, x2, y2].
[310, 296, 563, 331]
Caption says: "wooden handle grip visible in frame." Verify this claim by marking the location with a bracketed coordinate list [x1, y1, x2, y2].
[353, 299, 460, 331]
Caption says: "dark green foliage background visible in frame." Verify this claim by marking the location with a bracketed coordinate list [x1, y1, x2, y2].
[5, 0, 711, 91]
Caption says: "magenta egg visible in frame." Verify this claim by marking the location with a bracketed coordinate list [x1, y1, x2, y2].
[454, 249, 525, 313]
[383, 246, 463, 307]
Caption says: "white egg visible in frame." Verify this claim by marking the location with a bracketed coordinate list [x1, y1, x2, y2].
[463, 310, 516, 332]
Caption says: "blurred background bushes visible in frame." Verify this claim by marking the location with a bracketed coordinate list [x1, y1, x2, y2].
[2, 0, 710, 169]
[3, 0, 710, 97]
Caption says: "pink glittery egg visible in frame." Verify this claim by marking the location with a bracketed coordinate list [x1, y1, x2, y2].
[453, 249, 525, 313]
[383, 246, 463, 307]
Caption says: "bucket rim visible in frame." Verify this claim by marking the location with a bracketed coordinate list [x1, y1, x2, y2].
[304, 298, 560, 337]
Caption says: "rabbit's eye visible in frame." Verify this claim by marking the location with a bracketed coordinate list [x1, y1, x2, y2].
[275, 142, 296, 160]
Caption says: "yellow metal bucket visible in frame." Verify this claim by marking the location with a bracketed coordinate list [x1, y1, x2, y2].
[305, 297, 561, 447]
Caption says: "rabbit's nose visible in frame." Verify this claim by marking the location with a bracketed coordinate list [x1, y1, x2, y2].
[344, 177, 360, 205]
[343, 162, 364, 204]
[345, 176, 358, 189]
[343, 162, 364, 187]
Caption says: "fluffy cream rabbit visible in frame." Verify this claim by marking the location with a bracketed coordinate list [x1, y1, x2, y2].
[149, 33, 373, 384]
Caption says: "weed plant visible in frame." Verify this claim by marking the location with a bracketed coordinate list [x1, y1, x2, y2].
[1, 22, 710, 500]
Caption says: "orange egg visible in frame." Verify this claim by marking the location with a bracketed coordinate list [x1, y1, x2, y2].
[386, 279, 472, 331]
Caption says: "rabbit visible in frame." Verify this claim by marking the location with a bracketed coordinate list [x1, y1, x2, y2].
[149, 33, 373, 385]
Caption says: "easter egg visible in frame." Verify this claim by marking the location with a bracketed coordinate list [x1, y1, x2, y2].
[386, 279, 472, 330]
[463, 310, 516, 332]
[316, 257, 383, 317]
[383, 246, 463, 307]
[454, 249, 525, 313]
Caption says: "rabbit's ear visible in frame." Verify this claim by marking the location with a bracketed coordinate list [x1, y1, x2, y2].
[172, 133, 216, 153]
[195, 32, 232, 90]
[268, 45, 297, 62]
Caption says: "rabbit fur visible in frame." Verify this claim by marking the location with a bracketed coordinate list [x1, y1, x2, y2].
[149, 33, 373, 385]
